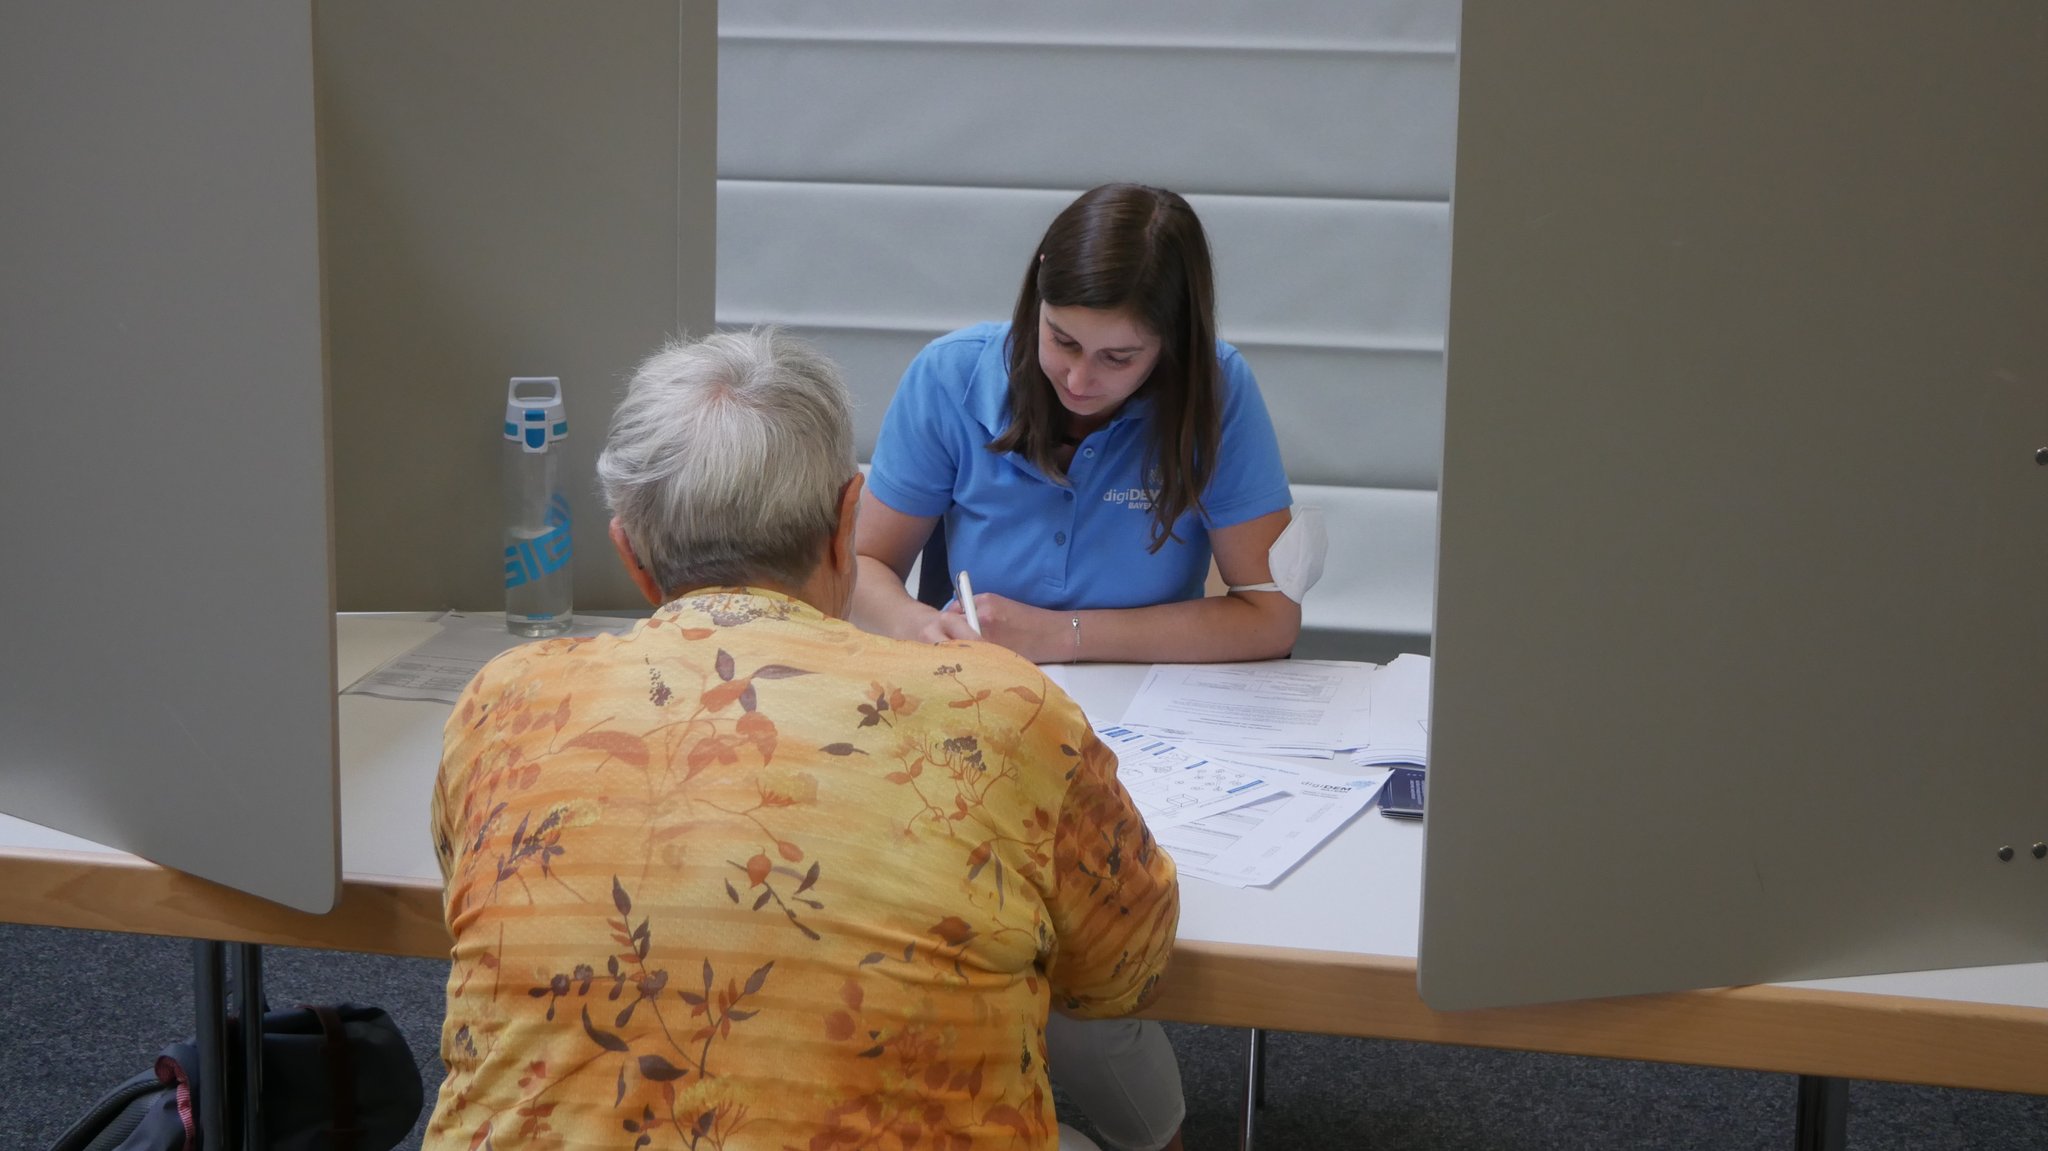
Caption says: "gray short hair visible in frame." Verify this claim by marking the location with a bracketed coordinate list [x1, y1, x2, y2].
[596, 328, 857, 596]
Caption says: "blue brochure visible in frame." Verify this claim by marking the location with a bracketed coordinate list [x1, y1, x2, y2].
[1378, 766, 1426, 820]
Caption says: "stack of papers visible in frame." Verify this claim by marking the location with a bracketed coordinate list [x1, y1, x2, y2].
[1348, 654, 1432, 768]
[1108, 655, 1433, 888]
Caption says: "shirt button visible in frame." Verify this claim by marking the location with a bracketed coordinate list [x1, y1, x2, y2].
[1054, 531, 1067, 546]
[1083, 447, 1096, 458]
[1064, 491, 1074, 501]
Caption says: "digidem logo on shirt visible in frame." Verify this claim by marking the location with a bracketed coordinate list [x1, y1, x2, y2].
[1104, 469, 1162, 513]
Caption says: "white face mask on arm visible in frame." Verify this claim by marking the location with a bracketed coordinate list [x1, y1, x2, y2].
[1227, 505, 1326, 603]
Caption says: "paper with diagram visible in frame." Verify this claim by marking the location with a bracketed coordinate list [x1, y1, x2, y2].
[1156, 764, 1391, 888]
[1095, 724, 1277, 827]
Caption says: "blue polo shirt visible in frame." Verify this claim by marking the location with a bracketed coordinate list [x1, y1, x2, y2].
[868, 322, 1292, 611]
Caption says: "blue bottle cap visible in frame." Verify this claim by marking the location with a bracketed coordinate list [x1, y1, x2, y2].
[504, 377, 567, 453]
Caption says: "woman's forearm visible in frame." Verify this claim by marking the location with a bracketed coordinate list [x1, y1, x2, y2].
[1061, 592, 1300, 664]
[850, 555, 939, 639]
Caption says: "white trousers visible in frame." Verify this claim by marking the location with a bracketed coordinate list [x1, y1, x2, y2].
[1056, 1124, 1104, 1151]
[1044, 1015, 1185, 1151]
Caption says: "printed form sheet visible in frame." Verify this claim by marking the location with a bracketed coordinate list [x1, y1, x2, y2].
[1116, 660, 1376, 758]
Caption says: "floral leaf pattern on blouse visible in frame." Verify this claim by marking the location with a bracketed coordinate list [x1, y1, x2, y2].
[427, 588, 1177, 1151]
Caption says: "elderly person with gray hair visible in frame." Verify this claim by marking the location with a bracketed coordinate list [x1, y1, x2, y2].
[425, 328, 1178, 1151]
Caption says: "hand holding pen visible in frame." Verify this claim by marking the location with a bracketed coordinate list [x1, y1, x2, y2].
[926, 572, 1081, 664]
[955, 570, 983, 636]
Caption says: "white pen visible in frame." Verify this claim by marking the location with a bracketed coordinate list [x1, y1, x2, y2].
[955, 570, 983, 636]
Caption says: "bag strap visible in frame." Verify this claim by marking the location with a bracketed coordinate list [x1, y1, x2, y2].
[308, 1004, 362, 1150]
[43, 1072, 167, 1151]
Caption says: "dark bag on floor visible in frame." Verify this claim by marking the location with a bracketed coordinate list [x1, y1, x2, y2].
[48, 1002, 424, 1151]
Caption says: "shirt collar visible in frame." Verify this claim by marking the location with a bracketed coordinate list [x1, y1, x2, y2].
[653, 586, 826, 629]
[964, 331, 1016, 438]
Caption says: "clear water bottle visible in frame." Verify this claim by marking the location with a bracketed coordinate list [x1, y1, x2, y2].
[503, 376, 573, 636]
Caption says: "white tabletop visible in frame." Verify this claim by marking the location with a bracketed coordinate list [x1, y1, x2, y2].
[3, 614, 2043, 1013]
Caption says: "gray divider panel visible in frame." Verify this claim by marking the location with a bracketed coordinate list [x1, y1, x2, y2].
[321, 0, 713, 615]
[1421, 1, 2048, 1009]
[0, 3, 339, 911]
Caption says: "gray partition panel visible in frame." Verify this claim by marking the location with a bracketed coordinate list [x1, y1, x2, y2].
[0, 4, 339, 911]
[1421, 2, 2048, 1009]
[320, 0, 713, 614]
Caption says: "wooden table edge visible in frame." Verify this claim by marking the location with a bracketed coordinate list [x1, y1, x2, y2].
[0, 847, 449, 957]
[1140, 939, 2048, 1095]
[7, 849, 2044, 1095]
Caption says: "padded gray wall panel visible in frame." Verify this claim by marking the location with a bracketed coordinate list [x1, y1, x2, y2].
[720, 182, 1451, 348]
[721, 38, 1455, 200]
[1237, 345, 1444, 489]
[718, 182, 1045, 331]
[722, 1, 1459, 50]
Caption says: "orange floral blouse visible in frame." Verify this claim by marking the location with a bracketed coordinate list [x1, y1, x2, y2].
[425, 589, 1179, 1151]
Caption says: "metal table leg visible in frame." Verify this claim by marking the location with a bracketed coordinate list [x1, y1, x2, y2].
[1238, 1027, 1266, 1151]
[232, 942, 266, 1151]
[193, 940, 267, 1151]
[1253, 1027, 1267, 1110]
[1794, 1074, 1848, 1151]
[193, 941, 230, 1149]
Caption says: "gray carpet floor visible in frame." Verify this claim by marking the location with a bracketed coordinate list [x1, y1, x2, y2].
[5, 923, 2044, 1150]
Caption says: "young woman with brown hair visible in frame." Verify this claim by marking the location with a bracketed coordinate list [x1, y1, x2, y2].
[853, 183, 1302, 668]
